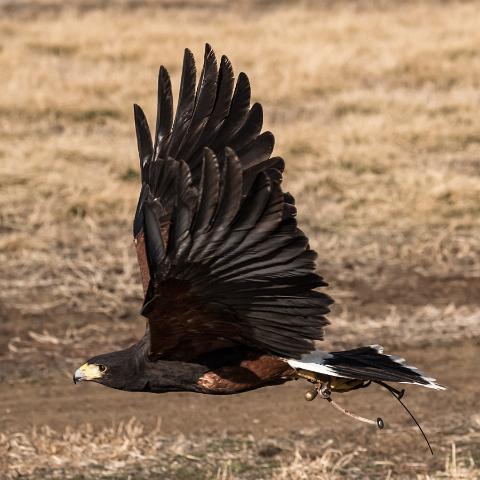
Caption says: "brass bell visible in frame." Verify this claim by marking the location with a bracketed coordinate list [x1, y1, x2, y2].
[304, 388, 318, 401]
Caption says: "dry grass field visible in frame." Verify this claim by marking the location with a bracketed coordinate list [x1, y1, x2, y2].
[0, 0, 479, 478]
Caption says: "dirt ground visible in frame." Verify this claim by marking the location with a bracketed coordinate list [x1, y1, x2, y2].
[1, 0, 480, 478]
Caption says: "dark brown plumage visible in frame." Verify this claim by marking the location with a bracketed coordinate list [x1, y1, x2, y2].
[74, 45, 443, 400]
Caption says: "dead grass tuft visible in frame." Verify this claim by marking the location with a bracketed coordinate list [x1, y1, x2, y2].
[276, 447, 359, 479]
[1, 419, 478, 479]
[419, 444, 479, 480]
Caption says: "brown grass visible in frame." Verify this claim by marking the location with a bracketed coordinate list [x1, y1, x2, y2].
[1, 0, 479, 322]
[1, 418, 478, 479]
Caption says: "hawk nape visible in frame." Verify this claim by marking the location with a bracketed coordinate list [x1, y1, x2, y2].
[74, 45, 443, 430]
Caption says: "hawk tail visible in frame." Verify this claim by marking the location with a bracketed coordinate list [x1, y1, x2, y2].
[288, 345, 444, 390]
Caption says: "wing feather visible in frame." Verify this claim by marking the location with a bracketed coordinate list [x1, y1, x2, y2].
[191, 149, 220, 234]
[211, 72, 251, 149]
[133, 104, 153, 183]
[154, 66, 174, 157]
[167, 48, 197, 156]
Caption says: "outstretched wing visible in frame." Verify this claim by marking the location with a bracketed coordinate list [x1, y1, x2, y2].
[133, 45, 333, 361]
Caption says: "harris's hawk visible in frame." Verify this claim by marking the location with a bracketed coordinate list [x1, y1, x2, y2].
[74, 46, 443, 415]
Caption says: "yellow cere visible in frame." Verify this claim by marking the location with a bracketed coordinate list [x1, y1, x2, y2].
[79, 363, 103, 380]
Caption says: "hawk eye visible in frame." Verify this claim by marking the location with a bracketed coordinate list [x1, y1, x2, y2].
[98, 364, 107, 373]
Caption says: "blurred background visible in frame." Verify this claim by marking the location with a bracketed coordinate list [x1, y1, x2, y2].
[0, 0, 479, 478]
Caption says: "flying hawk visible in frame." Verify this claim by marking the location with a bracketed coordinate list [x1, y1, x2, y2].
[74, 45, 443, 412]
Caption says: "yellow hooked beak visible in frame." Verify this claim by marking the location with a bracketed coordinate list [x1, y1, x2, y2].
[73, 363, 104, 383]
